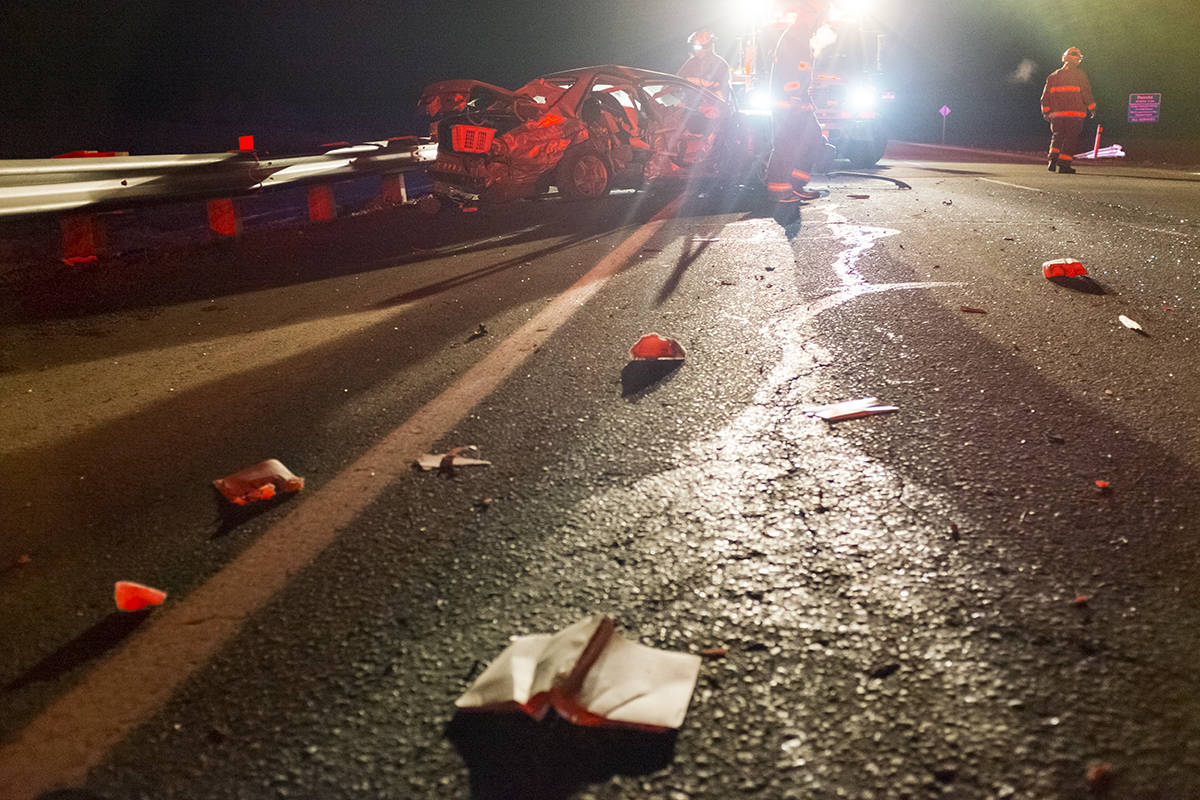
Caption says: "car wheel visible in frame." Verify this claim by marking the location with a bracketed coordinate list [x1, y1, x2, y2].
[556, 149, 611, 200]
[846, 138, 887, 169]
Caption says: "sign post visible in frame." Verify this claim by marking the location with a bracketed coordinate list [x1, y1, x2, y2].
[939, 105, 951, 144]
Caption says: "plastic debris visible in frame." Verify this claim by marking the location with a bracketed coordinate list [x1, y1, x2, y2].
[629, 333, 685, 361]
[1118, 314, 1144, 333]
[848, 194, 870, 199]
[416, 446, 491, 472]
[1074, 595, 1090, 607]
[213, 459, 305, 505]
[114, 581, 167, 612]
[960, 305, 987, 314]
[17, 554, 31, 565]
[1042, 259, 1087, 278]
[804, 397, 898, 422]
[1086, 760, 1113, 791]
[456, 614, 701, 730]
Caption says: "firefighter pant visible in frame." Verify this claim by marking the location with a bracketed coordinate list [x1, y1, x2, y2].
[766, 104, 823, 199]
[1048, 116, 1084, 164]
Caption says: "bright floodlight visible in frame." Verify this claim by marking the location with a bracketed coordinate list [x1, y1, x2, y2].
[737, 0, 774, 26]
[747, 88, 774, 110]
[832, 0, 874, 19]
[846, 85, 878, 112]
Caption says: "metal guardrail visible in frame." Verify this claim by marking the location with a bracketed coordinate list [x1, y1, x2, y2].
[0, 138, 438, 218]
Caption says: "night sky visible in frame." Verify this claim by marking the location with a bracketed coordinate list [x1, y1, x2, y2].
[1, 1, 1196, 157]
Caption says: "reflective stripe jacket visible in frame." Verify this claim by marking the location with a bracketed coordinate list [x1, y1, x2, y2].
[1041, 64, 1096, 119]
[678, 52, 732, 101]
[771, 20, 820, 106]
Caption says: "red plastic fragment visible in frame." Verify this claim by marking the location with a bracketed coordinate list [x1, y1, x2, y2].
[1073, 595, 1089, 607]
[1042, 259, 1087, 278]
[213, 459, 304, 505]
[960, 305, 987, 314]
[114, 581, 167, 612]
[629, 334, 685, 361]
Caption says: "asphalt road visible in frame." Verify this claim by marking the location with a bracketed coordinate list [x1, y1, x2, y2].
[2, 151, 1199, 799]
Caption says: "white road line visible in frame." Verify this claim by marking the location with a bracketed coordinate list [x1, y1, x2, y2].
[0, 197, 684, 799]
[979, 178, 1044, 192]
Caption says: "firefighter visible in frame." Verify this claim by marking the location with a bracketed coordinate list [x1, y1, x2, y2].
[678, 29, 733, 102]
[765, 0, 831, 219]
[1040, 47, 1096, 174]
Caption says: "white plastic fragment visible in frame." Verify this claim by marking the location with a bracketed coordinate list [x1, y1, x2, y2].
[416, 447, 492, 471]
[456, 614, 702, 730]
[804, 397, 898, 422]
[1118, 315, 1144, 332]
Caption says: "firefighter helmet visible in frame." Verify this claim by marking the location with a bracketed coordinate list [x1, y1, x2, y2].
[688, 29, 716, 50]
[1062, 47, 1083, 64]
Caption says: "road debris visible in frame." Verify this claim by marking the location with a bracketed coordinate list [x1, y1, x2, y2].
[416, 446, 492, 474]
[1042, 259, 1087, 278]
[848, 194, 870, 199]
[466, 323, 488, 342]
[960, 305, 987, 314]
[213, 459, 305, 505]
[114, 581, 167, 612]
[804, 397, 898, 422]
[700, 647, 728, 658]
[1118, 314, 1147, 334]
[456, 614, 701, 730]
[629, 333, 685, 361]
[1074, 595, 1090, 607]
[1086, 760, 1114, 792]
[1095, 480, 1112, 496]
[17, 554, 31, 565]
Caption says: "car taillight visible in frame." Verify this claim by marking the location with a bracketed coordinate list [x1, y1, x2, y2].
[451, 125, 496, 154]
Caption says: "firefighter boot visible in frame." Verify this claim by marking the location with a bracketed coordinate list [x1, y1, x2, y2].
[1047, 155, 1059, 172]
[1057, 160, 1077, 174]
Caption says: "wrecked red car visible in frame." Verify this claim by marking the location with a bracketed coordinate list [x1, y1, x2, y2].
[417, 65, 768, 205]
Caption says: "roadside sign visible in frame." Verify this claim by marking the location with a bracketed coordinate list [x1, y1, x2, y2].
[939, 105, 951, 117]
[1128, 93, 1161, 123]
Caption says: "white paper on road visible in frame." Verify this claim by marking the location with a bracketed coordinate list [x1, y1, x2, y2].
[415, 451, 492, 471]
[804, 396, 899, 421]
[456, 614, 702, 729]
[1118, 314, 1144, 332]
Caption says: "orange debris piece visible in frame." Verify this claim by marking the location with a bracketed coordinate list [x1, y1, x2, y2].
[114, 581, 167, 612]
[629, 334, 685, 361]
[213, 459, 305, 505]
[1042, 259, 1087, 278]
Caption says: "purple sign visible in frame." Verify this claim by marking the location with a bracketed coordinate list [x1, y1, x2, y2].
[939, 105, 951, 117]
[1128, 93, 1161, 123]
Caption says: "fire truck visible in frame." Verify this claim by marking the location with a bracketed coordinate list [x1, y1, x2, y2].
[731, 3, 894, 168]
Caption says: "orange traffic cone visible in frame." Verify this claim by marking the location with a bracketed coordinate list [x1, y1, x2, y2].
[114, 581, 167, 612]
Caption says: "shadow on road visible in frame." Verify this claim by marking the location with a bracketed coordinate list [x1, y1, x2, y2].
[4, 610, 150, 691]
[1048, 275, 1108, 295]
[446, 711, 676, 800]
[621, 360, 683, 399]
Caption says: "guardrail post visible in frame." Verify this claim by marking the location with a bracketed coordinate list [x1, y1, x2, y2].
[307, 184, 336, 221]
[207, 198, 242, 237]
[60, 214, 103, 265]
[381, 173, 408, 204]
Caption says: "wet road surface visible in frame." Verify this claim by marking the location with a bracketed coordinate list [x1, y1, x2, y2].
[2, 154, 1199, 798]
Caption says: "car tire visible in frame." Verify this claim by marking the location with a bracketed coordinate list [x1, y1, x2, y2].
[845, 138, 887, 169]
[555, 148, 611, 200]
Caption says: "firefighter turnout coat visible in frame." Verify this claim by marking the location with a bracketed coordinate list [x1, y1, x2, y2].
[1040, 63, 1096, 163]
[765, 18, 826, 198]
